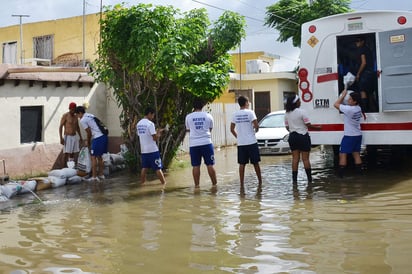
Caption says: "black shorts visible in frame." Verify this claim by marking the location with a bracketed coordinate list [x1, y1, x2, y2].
[237, 143, 261, 165]
[358, 70, 375, 94]
[288, 132, 311, 152]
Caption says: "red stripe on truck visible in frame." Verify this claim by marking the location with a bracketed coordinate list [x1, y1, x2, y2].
[317, 73, 339, 83]
[309, 122, 412, 131]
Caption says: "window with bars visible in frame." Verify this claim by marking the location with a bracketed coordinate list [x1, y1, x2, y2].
[33, 34, 54, 60]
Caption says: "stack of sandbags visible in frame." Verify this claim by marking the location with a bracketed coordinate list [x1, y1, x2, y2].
[110, 153, 126, 171]
[101, 152, 126, 176]
[48, 168, 78, 188]
[0, 180, 37, 201]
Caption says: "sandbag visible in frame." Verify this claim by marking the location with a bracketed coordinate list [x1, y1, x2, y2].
[48, 168, 77, 179]
[0, 183, 21, 199]
[30, 177, 52, 191]
[67, 160, 75, 169]
[77, 147, 92, 173]
[103, 153, 111, 167]
[48, 176, 67, 188]
[343, 72, 355, 89]
[0, 194, 8, 202]
[16, 180, 37, 194]
[110, 153, 125, 165]
[67, 175, 82, 185]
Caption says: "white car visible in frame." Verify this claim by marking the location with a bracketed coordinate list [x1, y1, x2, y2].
[255, 110, 290, 155]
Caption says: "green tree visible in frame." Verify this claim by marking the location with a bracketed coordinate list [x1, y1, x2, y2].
[265, 0, 352, 47]
[94, 4, 246, 172]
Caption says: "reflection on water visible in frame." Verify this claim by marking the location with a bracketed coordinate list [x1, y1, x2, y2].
[1, 146, 412, 273]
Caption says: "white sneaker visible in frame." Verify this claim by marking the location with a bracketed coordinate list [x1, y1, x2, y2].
[98, 175, 105, 180]
[86, 177, 100, 182]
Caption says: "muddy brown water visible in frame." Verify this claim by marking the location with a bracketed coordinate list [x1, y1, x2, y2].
[1, 146, 411, 273]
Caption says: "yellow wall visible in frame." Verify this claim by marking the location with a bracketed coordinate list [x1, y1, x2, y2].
[230, 51, 265, 74]
[1, 13, 101, 64]
[216, 89, 236, 103]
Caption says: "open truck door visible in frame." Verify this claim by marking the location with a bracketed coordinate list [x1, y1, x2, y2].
[379, 27, 412, 111]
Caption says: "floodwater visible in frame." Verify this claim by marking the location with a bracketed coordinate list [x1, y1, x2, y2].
[1, 146, 411, 274]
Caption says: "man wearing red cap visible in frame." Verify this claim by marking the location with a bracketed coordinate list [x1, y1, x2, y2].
[59, 102, 83, 167]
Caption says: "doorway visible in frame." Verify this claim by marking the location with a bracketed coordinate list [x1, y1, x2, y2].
[255, 91, 270, 122]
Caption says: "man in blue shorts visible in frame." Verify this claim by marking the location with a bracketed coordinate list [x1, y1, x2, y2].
[75, 106, 108, 182]
[230, 96, 262, 194]
[334, 89, 363, 177]
[137, 107, 166, 185]
[185, 98, 217, 188]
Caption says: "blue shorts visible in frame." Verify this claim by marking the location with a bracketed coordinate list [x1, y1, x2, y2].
[288, 132, 311, 152]
[237, 143, 261, 165]
[340, 135, 362, 153]
[189, 143, 215, 166]
[91, 135, 108, 156]
[141, 151, 163, 170]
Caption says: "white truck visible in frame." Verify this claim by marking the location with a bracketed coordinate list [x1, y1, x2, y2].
[298, 11, 412, 153]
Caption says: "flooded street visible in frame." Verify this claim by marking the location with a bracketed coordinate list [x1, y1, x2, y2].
[1, 146, 412, 274]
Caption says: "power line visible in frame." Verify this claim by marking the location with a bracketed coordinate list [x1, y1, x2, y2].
[192, 0, 262, 23]
[192, 0, 299, 26]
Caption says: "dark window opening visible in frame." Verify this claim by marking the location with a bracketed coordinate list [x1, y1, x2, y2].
[337, 33, 378, 112]
[21, 106, 43, 143]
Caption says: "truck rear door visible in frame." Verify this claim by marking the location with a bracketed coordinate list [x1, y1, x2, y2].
[379, 27, 412, 111]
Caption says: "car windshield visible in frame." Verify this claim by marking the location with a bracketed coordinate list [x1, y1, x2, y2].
[259, 114, 285, 128]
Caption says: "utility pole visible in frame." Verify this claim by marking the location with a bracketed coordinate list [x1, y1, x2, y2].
[12, 14, 30, 64]
[82, 0, 86, 67]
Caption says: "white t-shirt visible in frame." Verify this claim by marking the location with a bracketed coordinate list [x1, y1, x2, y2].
[284, 108, 310, 135]
[339, 104, 362, 136]
[185, 111, 213, 147]
[136, 118, 159, 154]
[79, 113, 103, 139]
[231, 109, 257, 146]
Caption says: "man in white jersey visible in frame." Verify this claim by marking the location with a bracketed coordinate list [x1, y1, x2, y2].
[334, 89, 363, 177]
[75, 106, 108, 182]
[230, 96, 262, 195]
[137, 107, 166, 185]
[185, 98, 217, 188]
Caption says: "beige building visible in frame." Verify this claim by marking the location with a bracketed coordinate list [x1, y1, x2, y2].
[229, 51, 297, 121]
[0, 13, 296, 177]
[0, 65, 122, 177]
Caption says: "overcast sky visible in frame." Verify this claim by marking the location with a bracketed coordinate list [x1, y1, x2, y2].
[1, 0, 411, 71]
